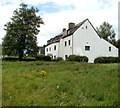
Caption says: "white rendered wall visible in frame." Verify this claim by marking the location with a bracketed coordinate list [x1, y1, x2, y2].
[58, 36, 72, 59]
[45, 20, 118, 62]
[45, 42, 59, 59]
[73, 20, 118, 63]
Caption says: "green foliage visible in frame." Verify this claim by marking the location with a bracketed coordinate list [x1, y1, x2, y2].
[67, 55, 76, 61]
[36, 54, 45, 60]
[68, 55, 88, 62]
[2, 56, 19, 61]
[3, 55, 51, 61]
[23, 57, 36, 61]
[2, 56, 36, 61]
[36, 54, 51, 61]
[2, 3, 44, 60]
[56, 57, 63, 62]
[94, 57, 120, 63]
[2, 61, 119, 106]
[116, 39, 120, 57]
[44, 56, 51, 61]
[23, 56, 36, 59]
[96, 22, 116, 45]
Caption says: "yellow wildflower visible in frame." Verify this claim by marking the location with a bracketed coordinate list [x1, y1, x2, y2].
[40, 70, 47, 76]
[32, 71, 34, 73]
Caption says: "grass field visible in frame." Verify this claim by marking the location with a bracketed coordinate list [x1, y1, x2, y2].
[2, 61, 119, 106]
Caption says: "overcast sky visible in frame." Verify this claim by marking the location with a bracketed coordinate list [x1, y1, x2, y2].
[0, 0, 119, 46]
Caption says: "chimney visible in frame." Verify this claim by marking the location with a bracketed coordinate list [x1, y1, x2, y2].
[63, 28, 66, 32]
[62, 28, 67, 36]
[68, 22, 75, 29]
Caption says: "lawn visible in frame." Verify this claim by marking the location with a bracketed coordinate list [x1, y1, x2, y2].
[2, 61, 119, 106]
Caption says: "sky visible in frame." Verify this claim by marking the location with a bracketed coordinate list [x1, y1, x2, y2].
[0, 0, 119, 46]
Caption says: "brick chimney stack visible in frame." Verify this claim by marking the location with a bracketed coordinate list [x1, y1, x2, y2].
[68, 22, 75, 29]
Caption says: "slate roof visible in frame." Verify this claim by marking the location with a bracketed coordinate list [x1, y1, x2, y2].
[47, 19, 88, 45]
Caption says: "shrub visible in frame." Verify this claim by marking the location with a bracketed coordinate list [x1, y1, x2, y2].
[74, 55, 81, 62]
[67, 55, 77, 61]
[2, 56, 19, 61]
[3, 56, 37, 61]
[68, 55, 88, 62]
[94, 57, 120, 63]
[23, 56, 36, 61]
[36, 54, 45, 61]
[44, 56, 51, 61]
[36, 54, 51, 61]
[56, 57, 63, 62]
[80, 56, 88, 62]
[51, 59, 56, 62]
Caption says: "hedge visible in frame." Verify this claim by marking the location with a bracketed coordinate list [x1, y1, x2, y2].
[94, 57, 120, 63]
[23, 57, 36, 61]
[68, 55, 88, 62]
[2, 56, 19, 61]
[56, 57, 63, 62]
[36, 54, 51, 61]
[3, 55, 51, 61]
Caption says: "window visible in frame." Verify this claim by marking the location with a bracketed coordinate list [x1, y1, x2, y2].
[86, 26, 87, 29]
[54, 45, 56, 50]
[65, 55, 68, 60]
[65, 41, 67, 46]
[46, 48, 48, 52]
[109, 47, 111, 52]
[68, 40, 70, 46]
[54, 55, 56, 59]
[85, 46, 90, 51]
[51, 55, 53, 59]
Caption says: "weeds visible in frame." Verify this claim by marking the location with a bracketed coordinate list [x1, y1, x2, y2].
[2, 61, 119, 106]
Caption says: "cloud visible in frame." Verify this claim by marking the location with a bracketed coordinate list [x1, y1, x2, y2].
[0, 3, 20, 43]
[37, 0, 119, 45]
[0, 0, 119, 46]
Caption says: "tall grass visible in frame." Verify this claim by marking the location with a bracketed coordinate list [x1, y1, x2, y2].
[2, 61, 119, 106]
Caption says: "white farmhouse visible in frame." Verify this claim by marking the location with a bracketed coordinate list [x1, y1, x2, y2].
[45, 19, 118, 63]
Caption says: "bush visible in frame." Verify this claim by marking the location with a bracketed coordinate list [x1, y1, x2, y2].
[94, 57, 120, 63]
[2, 56, 19, 61]
[67, 55, 76, 61]
[44, 56, 51, 61]
[23, 56, 36, 61]
[3, 56, 37, 61]
[56, 57, 63, 62]
[68, 55, 88, 62]
[36, 54, 51, 61]
[36, 54, 45, 61]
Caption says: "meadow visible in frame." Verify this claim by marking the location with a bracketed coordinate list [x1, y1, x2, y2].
[2, 61, 119, 106]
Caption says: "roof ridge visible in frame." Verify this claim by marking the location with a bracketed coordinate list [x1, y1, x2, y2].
[47, 19, 88, 44]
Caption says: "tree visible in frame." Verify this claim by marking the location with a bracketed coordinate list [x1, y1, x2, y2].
[96, 22, 116, 45]
[2, 3, 44, 60]
[116, 39, 120, 57]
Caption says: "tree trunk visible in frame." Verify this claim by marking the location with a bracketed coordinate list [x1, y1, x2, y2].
[18, 49, 23, 61]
